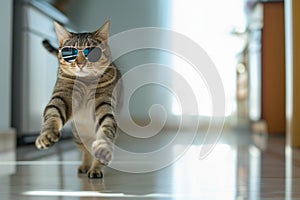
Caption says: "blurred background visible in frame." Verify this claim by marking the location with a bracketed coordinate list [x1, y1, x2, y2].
[1, 0, 295, 144]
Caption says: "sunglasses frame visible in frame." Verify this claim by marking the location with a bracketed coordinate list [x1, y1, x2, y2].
[58, 46, 104, 63]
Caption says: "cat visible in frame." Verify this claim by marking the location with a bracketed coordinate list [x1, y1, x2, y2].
[35, 20, 121, 179]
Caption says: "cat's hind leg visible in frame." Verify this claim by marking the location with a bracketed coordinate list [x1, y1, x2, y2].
[88, 159, 104, 179]
[76, 142, 93, 174]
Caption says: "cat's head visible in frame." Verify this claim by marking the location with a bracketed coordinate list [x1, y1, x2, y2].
[54, 20, 111, 77]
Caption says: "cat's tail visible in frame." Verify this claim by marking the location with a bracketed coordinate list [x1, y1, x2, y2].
[42, 39, 58, 56]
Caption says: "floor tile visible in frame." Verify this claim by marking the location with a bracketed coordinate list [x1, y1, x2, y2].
[0, 128, 299, 200]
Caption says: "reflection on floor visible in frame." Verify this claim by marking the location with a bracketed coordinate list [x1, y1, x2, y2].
[0, 127, 300, 200]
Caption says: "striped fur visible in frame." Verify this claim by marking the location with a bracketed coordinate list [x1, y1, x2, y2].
[35, 20, 121, 179]
[42, 39, 58, 56]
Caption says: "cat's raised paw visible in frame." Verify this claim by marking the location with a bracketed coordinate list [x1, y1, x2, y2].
[92, 139, 113, 165]
[35, 130, 60, 149]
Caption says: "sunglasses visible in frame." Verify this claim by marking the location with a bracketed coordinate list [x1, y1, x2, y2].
[59, 46, 103, 63]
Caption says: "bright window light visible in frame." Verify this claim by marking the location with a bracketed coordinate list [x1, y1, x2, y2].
[172, 0, 246, 116]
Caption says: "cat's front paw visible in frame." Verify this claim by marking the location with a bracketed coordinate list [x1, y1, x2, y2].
[35, 130, 61, 149]
[92, 139, 113, 165]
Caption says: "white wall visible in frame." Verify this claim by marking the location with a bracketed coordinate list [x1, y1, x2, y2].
[0, 0, 13, 131]
[65, 0, 172, 32]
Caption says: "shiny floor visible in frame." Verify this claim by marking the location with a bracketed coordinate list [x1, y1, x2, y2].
[0, 127, 300, 200]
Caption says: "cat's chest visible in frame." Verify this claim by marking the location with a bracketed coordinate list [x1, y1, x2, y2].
[73, 104, 96, 138]
[72, 82, 98, 107]
[72, 85, 97, 135]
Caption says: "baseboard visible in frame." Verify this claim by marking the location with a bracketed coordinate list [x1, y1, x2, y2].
[0, 128, 16, 176]
[0, 128, 16, 151]
[117, 115, 232, 133]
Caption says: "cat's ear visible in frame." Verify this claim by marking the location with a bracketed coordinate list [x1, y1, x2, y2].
[93, 20, 111, 41]
[53, 21, 72, 46]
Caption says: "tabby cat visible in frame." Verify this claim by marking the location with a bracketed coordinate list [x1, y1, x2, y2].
[35, 20, 121, 179]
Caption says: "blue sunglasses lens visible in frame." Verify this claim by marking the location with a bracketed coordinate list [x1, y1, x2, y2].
[61, 47, 78, 63]
[85, 47, 102, 62]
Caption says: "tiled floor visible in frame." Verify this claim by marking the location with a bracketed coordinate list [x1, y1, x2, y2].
[0, 127, 300, 200]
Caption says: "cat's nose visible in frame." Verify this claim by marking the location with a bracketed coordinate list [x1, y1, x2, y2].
[77, 63, 84, 68]
[77, 61, 86, 69]
[76, 58, 87, 69]
[76, 52, 86, 68]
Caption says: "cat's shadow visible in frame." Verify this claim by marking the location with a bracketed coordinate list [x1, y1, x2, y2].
[77, 173, 108, 199]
